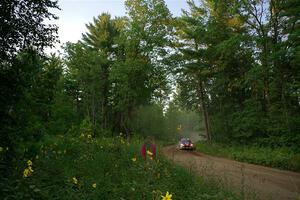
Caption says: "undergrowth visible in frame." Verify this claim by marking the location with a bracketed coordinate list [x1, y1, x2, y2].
[195, 141, 300, 172]
[1, 134, 241, 200]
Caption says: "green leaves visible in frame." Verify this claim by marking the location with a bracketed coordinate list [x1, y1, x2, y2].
[110, 58, 151, 111]
[2, 135, 241, 200]
[172, 0, 300, 144]
[0, 0, 59, 60]
[83, 13, 121, 52]
[61, 1, 173, 136]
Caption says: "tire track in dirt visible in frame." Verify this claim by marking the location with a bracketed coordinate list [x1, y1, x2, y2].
[162, 145, 300, 200]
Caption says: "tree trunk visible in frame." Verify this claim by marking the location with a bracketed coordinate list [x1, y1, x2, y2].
[198, 79, 211, 142]
[91, 92, 96, 133]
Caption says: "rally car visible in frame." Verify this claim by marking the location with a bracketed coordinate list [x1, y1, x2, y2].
[178, 138, 194, 150]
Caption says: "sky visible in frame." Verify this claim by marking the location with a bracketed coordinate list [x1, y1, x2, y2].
[49, 0, 189, 52]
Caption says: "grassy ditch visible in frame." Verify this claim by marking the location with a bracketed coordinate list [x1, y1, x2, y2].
[195, 141, 300, 172]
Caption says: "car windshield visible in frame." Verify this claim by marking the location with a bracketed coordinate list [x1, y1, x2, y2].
[181, 139, 191, 143]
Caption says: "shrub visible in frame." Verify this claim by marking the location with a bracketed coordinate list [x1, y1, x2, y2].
[2, 135, 240, 200]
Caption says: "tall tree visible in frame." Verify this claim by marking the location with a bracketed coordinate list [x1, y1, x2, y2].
[106, 0, 173, 136]
[172, 1, 212, 141]
[173, 0, 257, 142]
[0, 0, 59, 167]
[82, 13, 123, 131]
[171, 0, 299, 145]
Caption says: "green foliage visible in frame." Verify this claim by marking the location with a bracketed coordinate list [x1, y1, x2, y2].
[164, 101, 202, 141]
[1, 1, 299, 198]
[109, 58, 152, 113]
[79, 118, 94, 137]
[0, 0, 59, 59]
[172, 0, 300, 145]
[61, 0, 173, 137]
[195, 141, 300, 172]
[0, 50, 65, 157]
[132, 105, 166, 140]
[2, 135, 240, 200]
[48, 90, 77, 135]
[0, 0, 59, 176]
[83, 13, 120, 51]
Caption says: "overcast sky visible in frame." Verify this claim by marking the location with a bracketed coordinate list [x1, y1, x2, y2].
[49, 0, 188, 52]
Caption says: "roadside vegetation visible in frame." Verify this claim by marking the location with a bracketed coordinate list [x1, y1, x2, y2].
[1, 134, 240, 200]
[1, 0, 299, 199]
[195, 141, 300, 172]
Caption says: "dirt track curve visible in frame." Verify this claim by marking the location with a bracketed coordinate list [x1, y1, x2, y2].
[162, 145, 300, 200]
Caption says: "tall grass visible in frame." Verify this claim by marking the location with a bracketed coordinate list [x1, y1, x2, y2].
[195, 141, 300, 172]
[2, 135, 241, 200]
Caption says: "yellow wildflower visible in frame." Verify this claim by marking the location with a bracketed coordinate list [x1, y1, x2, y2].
[23, 160, 34, 178]
[87, 134, 92, 139]
[161, 191, 172, 200]
[23, 168, 30, 177]
[72, 177, 78, 184]
[28, 166, 34, 173]
[131, 157, 137, 162]
[92, 183, 97, 188]
[147, 150, 153, 156]
[27, 160, 33, 166]
[23, 167, 33, 178]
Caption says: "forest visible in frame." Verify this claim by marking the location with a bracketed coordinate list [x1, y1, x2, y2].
[0, 0, 299, 199]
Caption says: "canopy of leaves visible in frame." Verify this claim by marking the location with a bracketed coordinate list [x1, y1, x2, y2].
[0, 0, 59, 60]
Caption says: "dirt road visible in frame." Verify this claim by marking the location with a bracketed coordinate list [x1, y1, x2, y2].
[162, 145, 300, 200]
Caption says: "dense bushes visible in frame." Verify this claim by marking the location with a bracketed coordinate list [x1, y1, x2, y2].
[1, 135, 240, 200]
